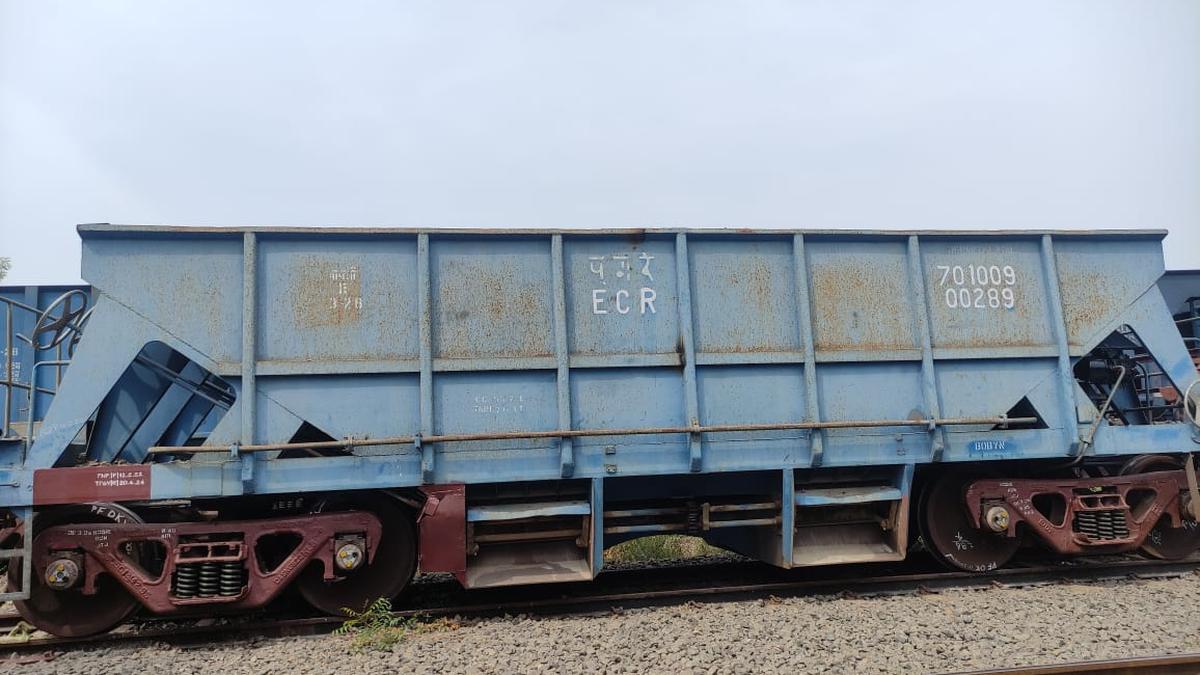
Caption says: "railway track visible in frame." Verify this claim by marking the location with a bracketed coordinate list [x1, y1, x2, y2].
[1, 554, 1197, 657]
[954, 652, 1200, 674]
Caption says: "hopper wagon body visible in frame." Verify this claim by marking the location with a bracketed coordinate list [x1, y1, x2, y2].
[1, 225, 1197, 636]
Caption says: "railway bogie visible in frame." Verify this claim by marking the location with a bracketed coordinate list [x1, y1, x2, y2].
[1, 228, 1198, 636]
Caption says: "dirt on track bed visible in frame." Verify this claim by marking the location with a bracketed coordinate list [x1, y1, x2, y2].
[9, 573, 1200, 674]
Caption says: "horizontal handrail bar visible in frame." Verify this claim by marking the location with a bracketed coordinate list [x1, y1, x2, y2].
[0, 380, 57, 395]
[0, 296, 42, 314]
[149, 415, 1037, 455]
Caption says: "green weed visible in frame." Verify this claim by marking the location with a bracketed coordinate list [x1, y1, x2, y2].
[334, 597, 454, 651]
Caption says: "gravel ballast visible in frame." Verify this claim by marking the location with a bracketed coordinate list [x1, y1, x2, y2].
[8, 574, 1200, 674]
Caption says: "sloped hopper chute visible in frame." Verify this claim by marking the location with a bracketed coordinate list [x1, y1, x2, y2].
[76, 341, 236, 465]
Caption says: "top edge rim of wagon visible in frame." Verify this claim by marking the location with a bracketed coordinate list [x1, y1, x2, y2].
[74, 223, 1170, 239]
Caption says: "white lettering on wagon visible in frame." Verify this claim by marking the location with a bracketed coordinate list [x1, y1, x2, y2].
[327, 266, 364, 313]
[65, 528, 113, 547]
[296, 261, 364, 327]
[934, 264, 1017, 310]
[587, 253, 657, 316]
[92, 470, 148, 490]
[2, 346, 19, 380]
[472, 394, 529, 415]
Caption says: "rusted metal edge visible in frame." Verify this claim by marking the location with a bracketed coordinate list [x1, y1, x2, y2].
[949, 652, 1200, 675]
[76, 223, 1171, 239]
[148, 415, 1037, 455]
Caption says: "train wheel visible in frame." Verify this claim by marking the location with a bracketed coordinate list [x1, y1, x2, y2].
[1119, 455, 1200, 560]
[8, 503, 145, 637]
[919, 471, 1020, 572]
[295, 493, 417, 615]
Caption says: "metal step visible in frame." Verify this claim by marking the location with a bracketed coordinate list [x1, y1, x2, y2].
[467, 500, 591, 523]
[795, 485, 902, 507]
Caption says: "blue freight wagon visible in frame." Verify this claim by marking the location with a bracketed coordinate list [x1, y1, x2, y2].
[1, 225, 1198, 636]
[1, 285, 91, 440]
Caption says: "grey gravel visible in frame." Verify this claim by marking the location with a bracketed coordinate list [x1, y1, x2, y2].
[7, 574, 1200, 674]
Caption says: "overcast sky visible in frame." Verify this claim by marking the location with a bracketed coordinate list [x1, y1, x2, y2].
[1, 1, 1197, 285]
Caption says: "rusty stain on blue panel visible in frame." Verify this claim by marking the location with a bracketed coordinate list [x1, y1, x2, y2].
[1053, 237, 1166, 351]
[432, 237, 554, 360]
[688, 237, 799, 354]
[807, 240, 917, 351]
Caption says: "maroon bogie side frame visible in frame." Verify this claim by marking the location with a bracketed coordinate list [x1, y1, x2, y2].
[964, 470, 1188, 555]
[28, 511, 382, 614]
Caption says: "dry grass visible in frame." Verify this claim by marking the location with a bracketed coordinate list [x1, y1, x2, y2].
[603, 535, 730, 563]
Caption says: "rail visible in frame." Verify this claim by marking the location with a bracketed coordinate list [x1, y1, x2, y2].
[953, 653, 1200, 674]
[148, 414, 1037, 455]
[1, 555, 1196, 657]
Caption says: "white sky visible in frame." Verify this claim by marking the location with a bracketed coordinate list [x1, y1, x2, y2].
[1, 1, 1198, 285]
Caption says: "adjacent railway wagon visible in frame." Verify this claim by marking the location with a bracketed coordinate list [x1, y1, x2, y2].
[2, 225, 1198, 637]
[1, 284, 91, 437]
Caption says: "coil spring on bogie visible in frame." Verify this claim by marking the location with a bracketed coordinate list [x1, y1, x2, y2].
[219, 560, 245, 597]
[1073, 509, 1130, 541]
[173, 564, 199, 598]
[197, 562, 221, 597]
[172, 561, 245, 598]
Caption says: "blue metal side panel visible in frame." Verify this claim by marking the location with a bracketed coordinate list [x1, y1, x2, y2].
[696, 365, 808, 470]
[1054, 237, 1165, 354]
[260, 374, 419, 442]
[82, 236, 243, 367]
[570, 368, 687, 474]
[818, 362, 928, 465]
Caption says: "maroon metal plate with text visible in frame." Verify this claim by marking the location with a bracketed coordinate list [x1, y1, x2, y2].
[33, 466, 152, 505]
